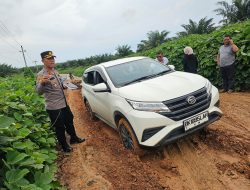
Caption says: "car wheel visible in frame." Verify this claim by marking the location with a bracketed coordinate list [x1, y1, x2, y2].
[118, 118, 145, 156]
[85, 100, 97, 121]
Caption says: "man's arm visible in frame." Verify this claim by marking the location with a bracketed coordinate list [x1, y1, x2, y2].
[230, 39, 239, 53]
[164, 57, 169, 65]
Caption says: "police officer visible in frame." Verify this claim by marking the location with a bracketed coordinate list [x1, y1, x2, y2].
[36, 51, 85, 152]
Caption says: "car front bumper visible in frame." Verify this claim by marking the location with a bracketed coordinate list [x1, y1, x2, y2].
[155, 111, 221, 147]
[122, 86, 222, 147]
[126, 105, 222, 147]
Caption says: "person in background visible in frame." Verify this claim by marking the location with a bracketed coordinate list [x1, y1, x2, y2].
[155, 51, 169, 65]
[183, 46, 198, 74]
[36, 51, 85, 153]
[217, 35, 239, 93]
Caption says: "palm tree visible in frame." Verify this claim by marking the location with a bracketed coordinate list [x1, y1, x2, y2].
[214, 0, 250, 24]
[136, 43, 146, 52]
[233, 0, 250, 20]
[115, 45, 133, 57]
[178, 17, 216, 37]
[136, 30, 169, 52]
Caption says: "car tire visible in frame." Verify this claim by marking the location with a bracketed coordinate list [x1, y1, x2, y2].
[85, 100, 98, 121]
[118, 118, 145, 156]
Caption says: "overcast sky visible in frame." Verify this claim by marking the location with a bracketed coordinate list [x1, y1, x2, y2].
[0, 0, 230, 68]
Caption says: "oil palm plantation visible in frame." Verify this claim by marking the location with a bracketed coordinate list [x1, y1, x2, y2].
[214, 0, 250, 24]
[177, 17, 216, 37]
[115, 45, 133, 57]
[137, 30, 169, 52]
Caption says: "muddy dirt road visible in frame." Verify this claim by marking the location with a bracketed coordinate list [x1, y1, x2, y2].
[58, 90, 250, 190]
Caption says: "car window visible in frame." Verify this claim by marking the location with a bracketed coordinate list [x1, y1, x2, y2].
[95, 72, 105, 85]
[105, 58, 171, 87]
[83, 71, 95, 85]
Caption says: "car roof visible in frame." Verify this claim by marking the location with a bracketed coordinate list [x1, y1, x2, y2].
[84, 56, 147, 72]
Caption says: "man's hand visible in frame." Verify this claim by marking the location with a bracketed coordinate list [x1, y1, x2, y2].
[38, 75, 52, 85]
[229, 39, 234, 45]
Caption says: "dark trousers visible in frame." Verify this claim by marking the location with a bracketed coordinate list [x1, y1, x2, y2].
[220, 64, 235, 91]
[47, 106, 77, 147]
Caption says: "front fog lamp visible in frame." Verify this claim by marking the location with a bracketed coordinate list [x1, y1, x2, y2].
[205, 80, 212, 96]
[127, 100, 170, 112]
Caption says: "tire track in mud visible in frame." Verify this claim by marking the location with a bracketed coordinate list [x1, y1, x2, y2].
[57, 90, 250, 190]
[169, 140, 229, 190]
[58, 89, 165, 190]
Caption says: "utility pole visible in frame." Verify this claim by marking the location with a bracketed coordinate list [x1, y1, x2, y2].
[33, 60, 38, 72]
[20, 45, 28, 68]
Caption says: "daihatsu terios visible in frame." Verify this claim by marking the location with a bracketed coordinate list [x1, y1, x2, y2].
[82, 57, 222, 155]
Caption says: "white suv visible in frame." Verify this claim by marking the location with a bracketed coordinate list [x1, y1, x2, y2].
[82, 57, 222, 154]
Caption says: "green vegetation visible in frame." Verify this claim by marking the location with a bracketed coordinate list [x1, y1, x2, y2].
[177, 17, 216, 37]
[115, 45, 134, 57]
[56, 54, 120, 77]
[214, 0, 250, 25]
[139, 20, 250, 90]
[0, 76, 61, 189]
[57, 66, 88, 77]
[137, 30, 170, 52]
[0, 64, 18, 77]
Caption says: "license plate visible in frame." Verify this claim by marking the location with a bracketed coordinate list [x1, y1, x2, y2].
[183, 112, 209, 131]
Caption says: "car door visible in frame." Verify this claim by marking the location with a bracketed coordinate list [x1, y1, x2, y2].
[91, 70, 113, 123]
[83, 71, 97, 112]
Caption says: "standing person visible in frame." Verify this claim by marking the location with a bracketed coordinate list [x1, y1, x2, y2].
[217, 35, 239, 93]
[36, 51, 85, 153]
[155, 51, 169, 65]
[183, 46, 198, 74]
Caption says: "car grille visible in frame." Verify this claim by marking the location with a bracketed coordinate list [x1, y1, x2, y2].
[161, 87, 211, 121]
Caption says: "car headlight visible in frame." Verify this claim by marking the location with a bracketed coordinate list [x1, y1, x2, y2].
[205, 80, 212, 96]
[127, 100, 170, 112]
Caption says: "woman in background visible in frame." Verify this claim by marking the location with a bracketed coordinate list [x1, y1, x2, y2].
[183, 46, 198, 73]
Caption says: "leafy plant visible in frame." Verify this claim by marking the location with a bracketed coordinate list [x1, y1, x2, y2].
[138, 20, 250, 90]
[137, 30, 170, 52]
[214, 0, 250, 24]
[116, 45, 133, 57]
[0, 76, 61, 189]
[177, 17, 216, 37]
[0, 64, 18, 77]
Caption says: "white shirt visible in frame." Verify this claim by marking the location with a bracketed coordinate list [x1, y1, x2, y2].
[155, 57, 169, 65]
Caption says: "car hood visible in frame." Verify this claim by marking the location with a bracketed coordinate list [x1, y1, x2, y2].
[118, 71, 207, 101]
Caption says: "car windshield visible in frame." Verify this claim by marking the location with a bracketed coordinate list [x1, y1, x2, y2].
[105, 58, 172, 87]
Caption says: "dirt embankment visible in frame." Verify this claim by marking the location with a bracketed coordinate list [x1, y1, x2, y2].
[57, 90, 250, 190]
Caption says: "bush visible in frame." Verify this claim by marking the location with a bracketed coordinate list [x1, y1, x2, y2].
[0, 64, 18, 77]
[139, 20, 250, 91]
[0, 76, 61, 189]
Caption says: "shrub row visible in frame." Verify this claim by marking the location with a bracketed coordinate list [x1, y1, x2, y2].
[0, 76, 60, 190]
[139, 20, 250, 90]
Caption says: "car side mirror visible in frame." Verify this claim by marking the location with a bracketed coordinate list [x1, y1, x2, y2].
[93, 83, 110, 92]
[168, 65, 175, 70]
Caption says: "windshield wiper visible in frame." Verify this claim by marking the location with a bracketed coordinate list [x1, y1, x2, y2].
[123, 75, 155, 86]
[154, 70, 171, 76]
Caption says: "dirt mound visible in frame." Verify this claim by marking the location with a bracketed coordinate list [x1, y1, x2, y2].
[57, 90, 250, 190]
